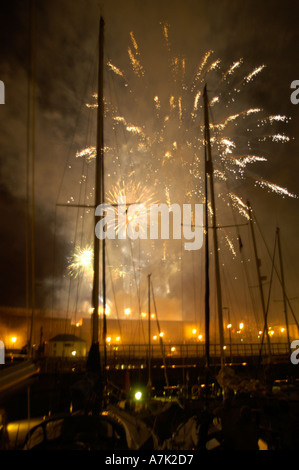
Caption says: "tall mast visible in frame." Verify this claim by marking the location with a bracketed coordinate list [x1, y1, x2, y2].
[203, 85, 225, 368]
[203, 93, 210, 370]
[91, 17, 105, 347]
[27, 0, 36, 359]
[247, 201, 272, 362]
[276, 227, 291, 349]
[147, 273, 152, 394]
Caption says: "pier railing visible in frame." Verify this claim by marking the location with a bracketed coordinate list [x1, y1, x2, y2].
[35, 342, 292, 373]
[103, 342, 291, 363]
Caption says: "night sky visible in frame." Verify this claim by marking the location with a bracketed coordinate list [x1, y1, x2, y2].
[0, 0, 298, 337]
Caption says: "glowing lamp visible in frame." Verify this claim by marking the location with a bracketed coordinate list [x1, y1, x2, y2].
[135, 391, 142, 401]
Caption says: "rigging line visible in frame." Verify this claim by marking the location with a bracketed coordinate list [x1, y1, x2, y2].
[30, 2, 36, 351]
[106, 47, 135, 172]
[27, 0, 36, 357]
[106, 59, 147, 343]
[25, 0, 32, 347]
[129, 236, 142, 314]
[137, 285, 148, 346]
[73, 156, 91, 325]
[209, 101, 261, 330]
[180, 237, 184, 320]
[253, 213, 299, 329]
[106, 48, 151, 211]
[223, 178, 259, 329]
[132, 240, 147, 346]
[50, 205, 59, 338]
[241, 223, 263, 329]
[150, 279, 169, 388]
[191, 249, 197, 326]
[64, 156, 87, 334]
[64, 50, 99, 332]
[278, 228, 299, 285]
[55, 42, 98, 207]
[106, 245, 125, 353]
[221, 276, 234, 349]
[127, 237, 147, 345]
[258, 232, 277, 368]
[51, 43, 97, 329]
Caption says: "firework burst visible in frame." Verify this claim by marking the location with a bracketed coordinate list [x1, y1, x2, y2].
[99, 21, 296, 266]
[103, 22, 296, 218]
[105, 180, 159, 236]
[66, 21, 296, 304]
[68, 245, 94, 279]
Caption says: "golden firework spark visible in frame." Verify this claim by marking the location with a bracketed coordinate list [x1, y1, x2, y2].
[107, 61, 126, 80]
[222, 59, 243, 81]
[76, 146, 96, 162]
[255, 178, 297, 198]
[232, 155, 267, 168]
[68, 245, 94, 278]
[228, 193, 250, 220]
[243, 65, 266, 84]
[105, 180, 159, 235]
[128, 31, 145, 78]
[258, 133, 290, 143]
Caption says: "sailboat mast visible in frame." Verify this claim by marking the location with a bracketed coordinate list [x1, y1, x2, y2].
[203, 94, 210, 370]
[91, 17, 105, 346]
[276, 227, 291, 349]
[247, 201, 272, 362]
[147, 273, 152, 392]
[203, 85, 225, 368]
